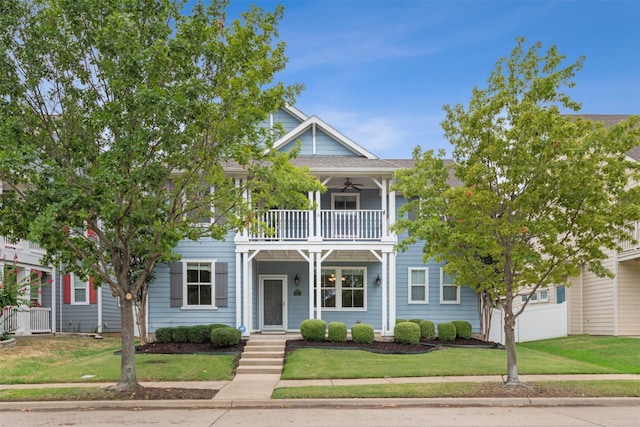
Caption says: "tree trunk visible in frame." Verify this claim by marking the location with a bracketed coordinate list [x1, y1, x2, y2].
[478, 291, 494, 342]
[110, 297, 139, 391]
[135, 290, 148, 345]
[503, 308, 520, 385]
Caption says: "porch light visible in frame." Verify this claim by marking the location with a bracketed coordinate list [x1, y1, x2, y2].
[294, 274, 300, 286]
[375, 275, 381, 287]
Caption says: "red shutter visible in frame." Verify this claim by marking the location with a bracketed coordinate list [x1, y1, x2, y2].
[63, 274, 71, 304]
[89, 277, 97, 304]
[87, 229, 97, 238]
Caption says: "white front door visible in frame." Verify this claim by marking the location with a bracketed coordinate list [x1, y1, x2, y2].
[260, 275, 287, 331]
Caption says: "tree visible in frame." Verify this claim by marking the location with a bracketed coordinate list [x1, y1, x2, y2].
[0, 0, 323, 391]
[393, 38, 640, 386]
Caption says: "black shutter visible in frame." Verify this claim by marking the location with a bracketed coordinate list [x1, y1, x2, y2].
[215, 262, 228, 307]
[169, 262, 183, 307]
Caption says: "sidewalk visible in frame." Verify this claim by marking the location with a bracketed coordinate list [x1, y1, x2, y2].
[1, 374, 639, 410]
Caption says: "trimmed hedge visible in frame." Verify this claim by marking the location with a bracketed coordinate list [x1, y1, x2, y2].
[437, 322, 456, 341]
[210, 327, 241, 348]
[187, 325, 211, 344]
[409, 318, 423, 325]
[328, 322, 347, 343]
[395, 318, 408, 324]
[155, 327, 173, 343]
[351, 323, 375, 344]
[452, 320, 472, 339]
[418, 320, 436, 340]
[394, 321, 420, 345]
[172, 325, 191, 343]
[300, 319, 327, 342]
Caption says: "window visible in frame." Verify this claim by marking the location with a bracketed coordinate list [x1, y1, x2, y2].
[408, 268, 428, 304]
[71, 274, 89, 305]
[440, 269, 460, 304]
[315, 267, 365, 310]
[538, 289, 549, 302]
[185, 262, 213, 307]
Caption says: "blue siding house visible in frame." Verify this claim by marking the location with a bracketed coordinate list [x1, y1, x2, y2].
[147, 105, 479, 338]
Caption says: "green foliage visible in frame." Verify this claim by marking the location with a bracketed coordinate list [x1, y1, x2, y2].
[0, 256, 46, 310]
[0, 0, 324, 388]
[154, 328, 174, 343]
[209, 324, 232, 331]
[351, 323, 374, 344]
[393, 37, 640, 382]
[187, 325, 211, 344]
[172, 326, 191, 343]
[395, 318, 408, 324]
[300, 319, 327, 342]
[418, 320, 436, 340]
[452, 320, 472, 339]
[437, 322, 457, 341]
[409, 319, 423, 325]
[394, 322, 420, 345]
[210, 327, 241, 348]
[327, 322, 347, 343]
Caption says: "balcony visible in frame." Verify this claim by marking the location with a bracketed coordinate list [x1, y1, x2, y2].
[248, 209, 384, 242]
[1, 236, 46, 265]
[618, 220, 640, 262]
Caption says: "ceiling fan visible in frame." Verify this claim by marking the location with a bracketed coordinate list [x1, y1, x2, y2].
[339, 178, 363, 192]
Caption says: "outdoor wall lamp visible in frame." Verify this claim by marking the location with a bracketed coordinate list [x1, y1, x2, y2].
[375, 275, 381, 287]
[294, 274, 300, 286]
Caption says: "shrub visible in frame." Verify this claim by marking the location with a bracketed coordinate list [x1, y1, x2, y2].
[395, 318, 408, 324]
[437, 322, 456, 341]
[394, 321, 420, 345]
[328, 322, 347, 343]
[155, 327, 174, 343]
[187, 325, 210, 344]
[409, 318, 423, 325]
[210, 327, 241, 348]
[452, 320, 472, 339]
[300, 319, 327, 342]
[209, 323, 232, 331]
[418, 320, 436, 340]
[351, 323, 374, 344]
[172, 326, 191, 343]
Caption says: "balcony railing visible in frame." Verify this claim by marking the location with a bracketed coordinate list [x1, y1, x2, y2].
[249, 209, 384, 241]
[1, 235, 45, 254]
[619, 220, 640, 253]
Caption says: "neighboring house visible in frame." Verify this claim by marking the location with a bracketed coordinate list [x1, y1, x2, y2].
[566, 115, 640, 336]
[1, 180, 121, 335]
[146, 106, 480, 338]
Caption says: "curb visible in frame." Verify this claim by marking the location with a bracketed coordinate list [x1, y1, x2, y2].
[1, 397, 639, 412]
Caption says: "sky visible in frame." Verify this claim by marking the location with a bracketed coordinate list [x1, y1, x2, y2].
[221, 0, 640, 159]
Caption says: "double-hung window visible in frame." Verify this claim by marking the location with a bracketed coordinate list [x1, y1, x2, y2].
[408, 268, 428, 304]
[440, 269, 460, 304]
[71, 274, 89, 305]
[316, 267, 365, 310]
[185, 262, 213, 307]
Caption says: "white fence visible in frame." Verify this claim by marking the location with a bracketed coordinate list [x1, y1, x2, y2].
[489, 303, 567, 344]
[0, 306, 52, 335]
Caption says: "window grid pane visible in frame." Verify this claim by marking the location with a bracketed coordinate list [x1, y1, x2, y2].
[186, 262, 213, 306]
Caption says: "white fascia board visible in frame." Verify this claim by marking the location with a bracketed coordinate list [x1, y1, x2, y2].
[273, 116, 379, 160]
[283, 104, 309, 122]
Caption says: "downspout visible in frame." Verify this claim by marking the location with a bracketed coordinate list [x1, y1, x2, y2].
[613, 250, 619, 336]
[51, 267, 56, 334]
[97, 279, 102, 334]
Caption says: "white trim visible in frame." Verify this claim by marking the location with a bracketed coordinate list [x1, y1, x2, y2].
[259, 274, 288, 331]
[315, 266, 367, 311]
[408, 267, 429, 304]
[272, 116, 379, 159]
[439, 268, 460, 304]
[181, 260, 217, 309]
[70, 273, 90, 306]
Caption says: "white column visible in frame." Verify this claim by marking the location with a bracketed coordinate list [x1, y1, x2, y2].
[381, 178, 388, 238]
[388, 251, 397, 334]
[235, 251, 242, 329]
[97, 276, 103, 334]
[51, 267, 57, 333]
[381, 253, 388, 336]
[242, 253, 250, 336]
[315, 252, 322, 320]
[307, 251, 315, 320]
[388, 180, 396, 234]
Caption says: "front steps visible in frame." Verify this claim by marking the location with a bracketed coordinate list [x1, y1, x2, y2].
[236, 336, 287, 375]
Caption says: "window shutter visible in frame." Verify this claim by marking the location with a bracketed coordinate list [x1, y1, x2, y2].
[63, 274, 71, 304]
[89, 277, 97, 304]
[169, 262, 183, 307]
[215, 262, 228, 307]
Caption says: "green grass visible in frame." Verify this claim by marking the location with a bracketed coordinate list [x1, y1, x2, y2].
[281, 346, 618, 380]
[0, 336, 238, 384]
[518, 335, 640, 374]
[0, 387, 128, 401]
[272, 380, 640, 399]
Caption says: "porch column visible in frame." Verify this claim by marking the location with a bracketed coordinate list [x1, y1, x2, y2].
[381, 252, 388, 336]
[51, 266, 56, 333]
[388, 180, 396, 237]
[381, 178, 388, 238]
[235, 251, 242, 329]
[242, 251, 251, 336]
[315, 252, 322, 320]
[388, 251, 397, 334]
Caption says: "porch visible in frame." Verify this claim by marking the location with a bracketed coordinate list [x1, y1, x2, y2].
[619, 220, 640, 262]
[0, 306, 52, 335]
[1, 235, 46, 266]
[247, 209, 386, 242]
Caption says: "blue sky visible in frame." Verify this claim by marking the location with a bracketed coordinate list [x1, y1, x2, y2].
[222, 1, 640, 159]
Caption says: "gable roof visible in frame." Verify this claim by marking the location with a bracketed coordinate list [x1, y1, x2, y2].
[272, 115, 379, 160]
[568, 114, 639, 161]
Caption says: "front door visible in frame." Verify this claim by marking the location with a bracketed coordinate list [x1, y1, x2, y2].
[260, 276, 286, 331]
